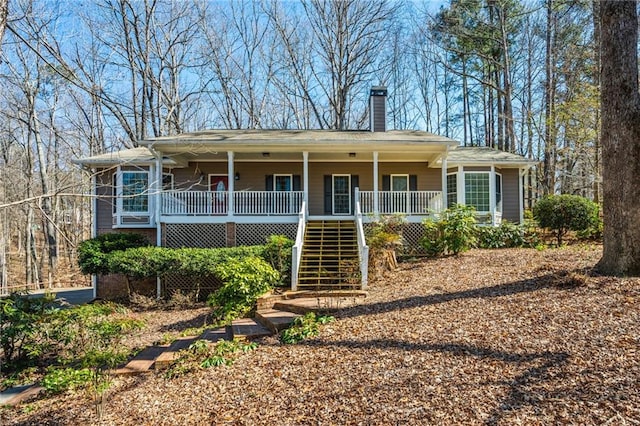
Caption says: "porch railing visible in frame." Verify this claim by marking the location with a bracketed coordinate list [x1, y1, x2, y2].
[161, 190, 303, 216]
[358, 190, 443, 215]
[291, 201, 307, 291]
[355, 197, 369, 289]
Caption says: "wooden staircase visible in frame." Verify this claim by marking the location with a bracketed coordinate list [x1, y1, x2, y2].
[297, 220, 361, 290]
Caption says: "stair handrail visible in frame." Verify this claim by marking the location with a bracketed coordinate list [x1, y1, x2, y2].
[291, 201, 307, 291]
[355, 189, 369, 289]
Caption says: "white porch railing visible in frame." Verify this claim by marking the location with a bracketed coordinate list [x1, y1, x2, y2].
[359, 190, 443, 215]
[355, 195, 369, 289]
[233, 191, 304, 215]
[161, 190, 303, 216]
[291, 201, 307, 291]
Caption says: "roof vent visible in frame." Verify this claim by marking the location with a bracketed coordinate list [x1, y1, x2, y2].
[369, 86, 387, 132]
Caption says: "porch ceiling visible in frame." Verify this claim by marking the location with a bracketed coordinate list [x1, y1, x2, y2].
[164, 150, 442, 163]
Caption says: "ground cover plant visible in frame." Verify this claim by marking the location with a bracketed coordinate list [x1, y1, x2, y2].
[2, 244, 638, 425]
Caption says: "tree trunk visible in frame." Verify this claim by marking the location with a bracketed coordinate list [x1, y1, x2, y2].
[597, 1, 640, 275]
[543, 0, 557, 195]
[0, 0, 7, 54]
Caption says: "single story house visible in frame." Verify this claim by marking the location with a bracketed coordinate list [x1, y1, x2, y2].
[75, 87, 536, 298]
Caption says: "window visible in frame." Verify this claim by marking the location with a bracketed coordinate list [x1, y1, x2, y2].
[465, 173, 490, 212]
[391, 174, 408, 191]
[274, 174, 292, 191]
[162, 173, 174, 190]
[121, 171, 149, 213]
[446, 173, 457, 208]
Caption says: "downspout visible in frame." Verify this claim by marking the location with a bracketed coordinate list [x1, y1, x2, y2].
[91, 169, 97, 299]
[457, 166, 464, 205]
[149, 146, 163, 299]
[519, 167, 526, 224]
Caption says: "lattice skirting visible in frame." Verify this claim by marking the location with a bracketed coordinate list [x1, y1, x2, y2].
[399, 223, 428, 257]
[165, 224, 227, 248]
[162, 274, 223, 301]
[364, 222, 427, 257]
[236, 223, 297, 246]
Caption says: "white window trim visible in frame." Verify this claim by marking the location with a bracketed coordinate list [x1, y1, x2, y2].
[390, 174, 409, 192]
[463, 171, 491, 214]
[118, 170, 150, 215]
[162, 172, 174, 190]
[274, 174, 293, 191]
[446, 172, 458, 209]
[112, 168, 153, 228]
[332, 174, 351, 216]
[495, 172, 503, 214]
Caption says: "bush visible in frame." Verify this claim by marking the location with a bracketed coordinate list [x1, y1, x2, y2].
[533, 195, 601, 245]
[421, 205, 477, 256]
[78, 233, 149, 275]
[477, 221, 530, 249]
[0, 292, 58, 367]
[207, 257, 280, 322]
[262, 235, 294, 286]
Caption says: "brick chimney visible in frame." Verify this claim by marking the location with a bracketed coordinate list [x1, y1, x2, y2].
[369, 86, 387, 132]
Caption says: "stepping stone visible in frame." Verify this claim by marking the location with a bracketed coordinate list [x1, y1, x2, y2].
[228, 318, 272, 340]
[201, 327, 229, 342]
[255, 309, 301, 334]
[153, 337, 197, 370]
[114, 345, 170, 375]
[0, 384, 44, 406]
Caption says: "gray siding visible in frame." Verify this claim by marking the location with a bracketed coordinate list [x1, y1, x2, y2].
[96, 169, 114, 233]
[499, 168, 521, 222]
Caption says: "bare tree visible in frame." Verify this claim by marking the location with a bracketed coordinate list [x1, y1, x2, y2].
[0, 0, 7, 52]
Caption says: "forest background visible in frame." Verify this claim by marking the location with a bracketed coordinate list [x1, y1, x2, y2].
[0, 0, 601, 290]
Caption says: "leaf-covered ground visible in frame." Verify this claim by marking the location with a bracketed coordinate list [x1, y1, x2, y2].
[3, 245, 639, 425]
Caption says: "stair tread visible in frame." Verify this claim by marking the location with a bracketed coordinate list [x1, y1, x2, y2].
[115, 345, 169, 375]
[230, 318, 272, 339]
[255, 309, 301, 333]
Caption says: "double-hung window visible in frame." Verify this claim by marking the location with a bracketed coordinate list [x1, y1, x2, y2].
[464, 173, 490, 212]
[446, 173, 457, 209]
[121, 171, 149, 213]
[447, 171, 503, 218]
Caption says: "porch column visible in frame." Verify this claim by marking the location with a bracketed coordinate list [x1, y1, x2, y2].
[489, 165, 496, 225]
[303, 151, 309, 215]
[227, 151, 234, 217]
[441, 155, 448, 212]
[373, 151, 379, 216]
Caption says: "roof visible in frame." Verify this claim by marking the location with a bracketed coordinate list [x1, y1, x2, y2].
[446, 147, 537, 167]
[137, 129, 458, 156]
[73, 131, 536, 168]
[72, 147, 181, 167]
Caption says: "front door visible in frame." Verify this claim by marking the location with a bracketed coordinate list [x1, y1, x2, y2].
[209, 175, 228, 214]
[332, 175, 351, 215]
